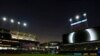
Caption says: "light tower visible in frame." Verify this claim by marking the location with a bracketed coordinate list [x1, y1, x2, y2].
[69, 13, 88, 31]
[83, 13, 88, 27]
[23, 22, 27, 27]
[83, 13, 87, 17]
[10, 19, 14, 23]
[2, 17, 7, 22]
[2, 17, 7, 28]
[10, 19, 15, 31]
[17, 21, 21, 25]
[69, 18, 72, 22]
[22, 22, 27, 32]
[17, 21, 21, 31]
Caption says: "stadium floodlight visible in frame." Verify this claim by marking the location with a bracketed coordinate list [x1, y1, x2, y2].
[17, 21, 21, 25]
[10, 19, 14, 23]
[2, 17, 7, 21]
[83, 13, 87, 17]
[75, 15, 80, 20]
[23, 22, 27, 27]
[69, 18, 72, 22]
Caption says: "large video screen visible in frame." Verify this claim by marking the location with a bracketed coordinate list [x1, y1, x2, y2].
[63, 27, 100, 44]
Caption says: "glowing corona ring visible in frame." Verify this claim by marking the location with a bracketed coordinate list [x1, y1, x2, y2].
[85, 29, 97, 41]
[68, 32, 75, 43]
[68, 29, 97, 43]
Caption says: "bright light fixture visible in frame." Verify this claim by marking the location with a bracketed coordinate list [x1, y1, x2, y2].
[69, 18, 72, 22]
[10, 19, 14, 23]
[17, 21, 20, 25]
[83, 13, 87, 17]
[2, 17, 7, 21]
[23, 22, 27, 27]
[75, 15, 80, 20]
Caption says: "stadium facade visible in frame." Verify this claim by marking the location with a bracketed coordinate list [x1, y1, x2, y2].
[40, 41, 61, 54]
[0, 28, 39, 53]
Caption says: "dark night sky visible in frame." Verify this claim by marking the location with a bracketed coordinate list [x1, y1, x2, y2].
[0, 0, 100, 43]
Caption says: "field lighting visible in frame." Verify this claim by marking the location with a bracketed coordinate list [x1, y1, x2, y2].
[83, 13, 87, 17]
[68, 13, 89, 43]
[10, 19, 14, 23]
[23, 22, 27, 27]
[70, 13, 88, 26]
[17, 21, 21, 25]
[69, 18, 72, 22]
[2, 17, 7, 21]
[75, 15, 80, 20]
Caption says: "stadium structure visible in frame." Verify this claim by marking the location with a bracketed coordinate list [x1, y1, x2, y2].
[40, 41, 61, 54]
[61, 26, 100, 56]
[0, 28, 39, 53]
